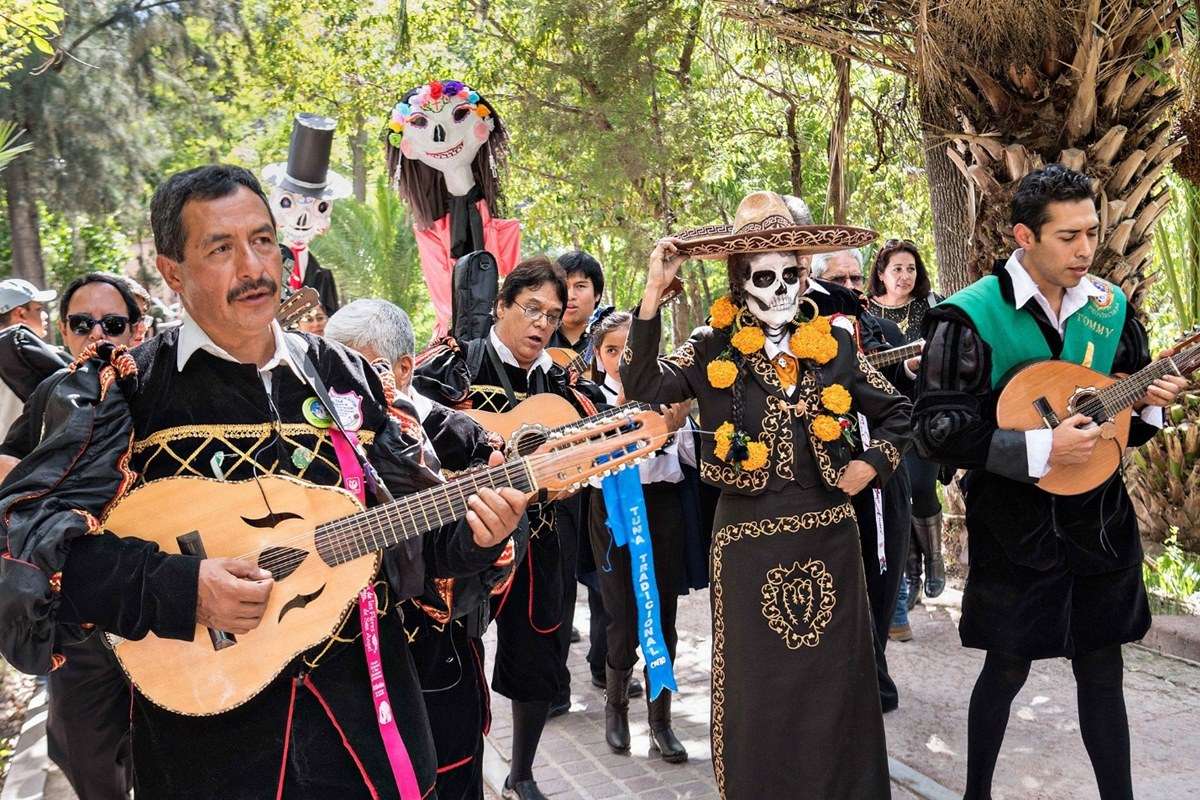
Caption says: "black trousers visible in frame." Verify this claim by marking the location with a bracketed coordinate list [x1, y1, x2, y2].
[555, 493, 583, 697]
[853, 464, 912, 708]
[587, 481, 683, 671]
[47, 634, 133, 800]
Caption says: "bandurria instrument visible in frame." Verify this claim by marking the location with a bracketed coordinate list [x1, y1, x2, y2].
[866, 339, 925, 370]
[996, 329, 1200, 495]
[105, 407, 667, 716]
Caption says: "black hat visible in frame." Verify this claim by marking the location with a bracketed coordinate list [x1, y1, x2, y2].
[263, 113, 352, 199]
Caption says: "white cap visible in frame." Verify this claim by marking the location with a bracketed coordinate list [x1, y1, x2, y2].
[0, 279, 56, 314]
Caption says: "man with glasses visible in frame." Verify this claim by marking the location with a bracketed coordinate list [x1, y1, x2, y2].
[415, 257, 606, 800]
[813, 248, 867, 291]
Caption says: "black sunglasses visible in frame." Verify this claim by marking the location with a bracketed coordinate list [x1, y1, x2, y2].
[67, 314, 130, 337]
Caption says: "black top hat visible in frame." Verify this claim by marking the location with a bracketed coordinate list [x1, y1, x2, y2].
[263, 113, 352, 200]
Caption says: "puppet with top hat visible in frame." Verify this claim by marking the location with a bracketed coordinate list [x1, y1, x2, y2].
[263, 113, 353, 316]
[620, 190, 912, 800]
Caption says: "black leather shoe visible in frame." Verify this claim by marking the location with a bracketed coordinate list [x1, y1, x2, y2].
[547, 697, 570, 718]
[570, 626, 581, 643]
[627, 677, 643, 698]
[503, 777, 549, 800]
[591, 671, 605, 690]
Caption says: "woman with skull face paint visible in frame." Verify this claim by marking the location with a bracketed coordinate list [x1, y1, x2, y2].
[622, 192, 911, 799]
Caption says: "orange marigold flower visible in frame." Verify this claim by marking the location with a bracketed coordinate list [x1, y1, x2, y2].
[731, 325, 765, 355]
[709, 296, 737, 328]
[811, 414, 843, 442]
[714, 421, 735, 461]
[820, 383, 852, 415]
[810, 314, 832, 335]
[742, 441, 768, 471]
[707, 359, 738, 389]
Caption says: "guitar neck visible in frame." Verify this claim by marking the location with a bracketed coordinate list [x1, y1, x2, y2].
[313, 458, 535, 566]
[1094, 344, 1200, 420]
[867, 341, 923, 369]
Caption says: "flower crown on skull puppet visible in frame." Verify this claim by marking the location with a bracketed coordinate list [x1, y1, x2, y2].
[383, 79, 509, 230]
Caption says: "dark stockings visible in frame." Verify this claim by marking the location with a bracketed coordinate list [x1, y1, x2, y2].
[965, 646, 1132, 800]
[508, 700, 549, 784]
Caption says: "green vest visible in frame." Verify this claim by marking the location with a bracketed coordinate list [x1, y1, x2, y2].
[940, 273, 1126, 387]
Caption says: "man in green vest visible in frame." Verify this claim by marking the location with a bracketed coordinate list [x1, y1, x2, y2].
[913, 164, 1187, 800]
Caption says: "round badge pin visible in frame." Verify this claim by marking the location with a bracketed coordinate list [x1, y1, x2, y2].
[302, 397, 332, 429]
[292, 446, 315, 469]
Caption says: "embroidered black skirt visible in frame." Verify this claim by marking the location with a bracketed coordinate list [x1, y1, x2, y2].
[709, 488, 889, 800]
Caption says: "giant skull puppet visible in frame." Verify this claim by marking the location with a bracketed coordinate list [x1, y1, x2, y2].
[384, 80, 521, 338]
[263, 113, 351, 315]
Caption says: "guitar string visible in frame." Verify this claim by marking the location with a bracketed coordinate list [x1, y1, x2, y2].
[275, 424, 666, 570]
[244, 425, 669, 574]
[256, 432, 659, 574]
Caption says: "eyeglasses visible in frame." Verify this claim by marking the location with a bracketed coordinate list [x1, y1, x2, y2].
[512, 300, 562, 329]
[67, 314, 130, 337]
[830, 274, 864, 288]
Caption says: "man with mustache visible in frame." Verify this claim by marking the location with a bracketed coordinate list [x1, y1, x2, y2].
[0, 165, 527, 798]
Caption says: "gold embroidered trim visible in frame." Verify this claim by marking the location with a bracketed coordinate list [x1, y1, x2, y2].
[710, 502, 855, 796]
[134, 423, 376, 451]
[621, 345, 633, 366]
[762, 396, 793, 482]
[856, 351, 898, 395]
[760, 559, 836, 649]
[701, 459, 769, 492]
[662, 341, 696, 368]
[868, 439, 902, 470]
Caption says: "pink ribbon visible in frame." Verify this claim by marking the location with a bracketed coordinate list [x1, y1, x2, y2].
[358, 586, 422, 799]
[329, 429, 366, 503]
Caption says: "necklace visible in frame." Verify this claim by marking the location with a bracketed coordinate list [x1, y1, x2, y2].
[871, 297, 914, 334]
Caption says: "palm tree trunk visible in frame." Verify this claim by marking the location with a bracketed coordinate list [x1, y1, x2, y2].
[825, 56, 851, 223]
[349, 112, 368, 203]
[920, 118, 974, 293]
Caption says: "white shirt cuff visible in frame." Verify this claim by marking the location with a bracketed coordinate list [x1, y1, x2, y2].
[1025, 428, 1053, 479]
[1138, 405, 1164, 429]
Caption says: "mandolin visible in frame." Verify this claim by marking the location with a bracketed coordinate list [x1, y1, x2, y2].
[996, 329, 1200, 496]
[105, 407, 667, 716]
[866, 339, 925, 369]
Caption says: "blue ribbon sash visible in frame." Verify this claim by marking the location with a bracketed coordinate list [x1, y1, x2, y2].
[600, 463, 678, 700]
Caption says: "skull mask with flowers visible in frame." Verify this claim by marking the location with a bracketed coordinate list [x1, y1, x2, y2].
[388, 80, 495, 197]
[269, 187, 333, 250]
[743, 251, 803, 337]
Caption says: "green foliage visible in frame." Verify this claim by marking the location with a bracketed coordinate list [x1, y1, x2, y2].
[310, 175, 434, 340]
[0, 0, 63, 87]
[0, 122, 34, 174]
[1143, 174, 1200, 351]
[1143, 529, 1200, 608]
[39, 210, 130, 289]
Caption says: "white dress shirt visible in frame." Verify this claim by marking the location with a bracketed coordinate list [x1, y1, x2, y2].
[488, 327, 554, 379]
[1001, 251, 1162, 478]
[176, 313, 304, 394]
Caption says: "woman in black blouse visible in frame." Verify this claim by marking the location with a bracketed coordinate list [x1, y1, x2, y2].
[867, 240, 945, 636]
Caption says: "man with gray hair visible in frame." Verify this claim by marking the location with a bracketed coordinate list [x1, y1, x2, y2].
[326, 298, 513, 800]
[813, 249, 866, 292]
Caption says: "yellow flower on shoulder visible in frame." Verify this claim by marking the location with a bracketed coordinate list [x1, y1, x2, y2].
[709, 296, 736, 329]
[809, 315, 832, 335]
[742, 441, 768, 471]
[821, 383, 852, 415]
[731, 325, 765, 355]
[714, 421, 735, 461]
[811, 414, 842, 443]
[707, 359, 738, 389]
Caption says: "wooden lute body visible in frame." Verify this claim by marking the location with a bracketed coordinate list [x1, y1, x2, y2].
[104, 408, 667, 716]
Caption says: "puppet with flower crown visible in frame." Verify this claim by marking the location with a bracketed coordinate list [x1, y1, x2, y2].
[384, 80, 520, 338]
[617, 189, 913, 800]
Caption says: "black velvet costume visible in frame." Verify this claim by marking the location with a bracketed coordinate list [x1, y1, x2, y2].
[413, 337, 604, 704]
[283, 245, 341, 314]
[913, 265, 1156, 659]
[0, 331, 509, 799]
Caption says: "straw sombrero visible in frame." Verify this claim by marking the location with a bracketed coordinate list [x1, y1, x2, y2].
[673, 191, 876, 259]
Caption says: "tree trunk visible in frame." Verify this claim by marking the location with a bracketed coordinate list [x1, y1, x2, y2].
[825, 56, 851, 224]
[920, 119, 974, 294]
[4, 153, 44, 286]
[349, 113, 368, 203]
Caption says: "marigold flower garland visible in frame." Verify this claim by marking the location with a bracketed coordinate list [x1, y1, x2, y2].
[703, 294, 844, 472]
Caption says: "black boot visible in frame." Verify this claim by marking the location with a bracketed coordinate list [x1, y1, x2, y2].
[646, 689, 688, 763]
[905, 536, 923, 610]
[914, 512, 946, 598]
[605, 665, 631, 753]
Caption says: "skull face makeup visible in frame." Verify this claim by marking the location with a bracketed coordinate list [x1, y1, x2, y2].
[269, 188, 333, 249]
[744, 251, 803, 333]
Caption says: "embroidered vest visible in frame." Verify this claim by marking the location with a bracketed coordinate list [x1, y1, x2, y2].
[940, 274, 1126, 387]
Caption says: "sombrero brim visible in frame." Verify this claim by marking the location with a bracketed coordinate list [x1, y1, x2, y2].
[673, 221, 877, 259]
[262, 163, 354, 201]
